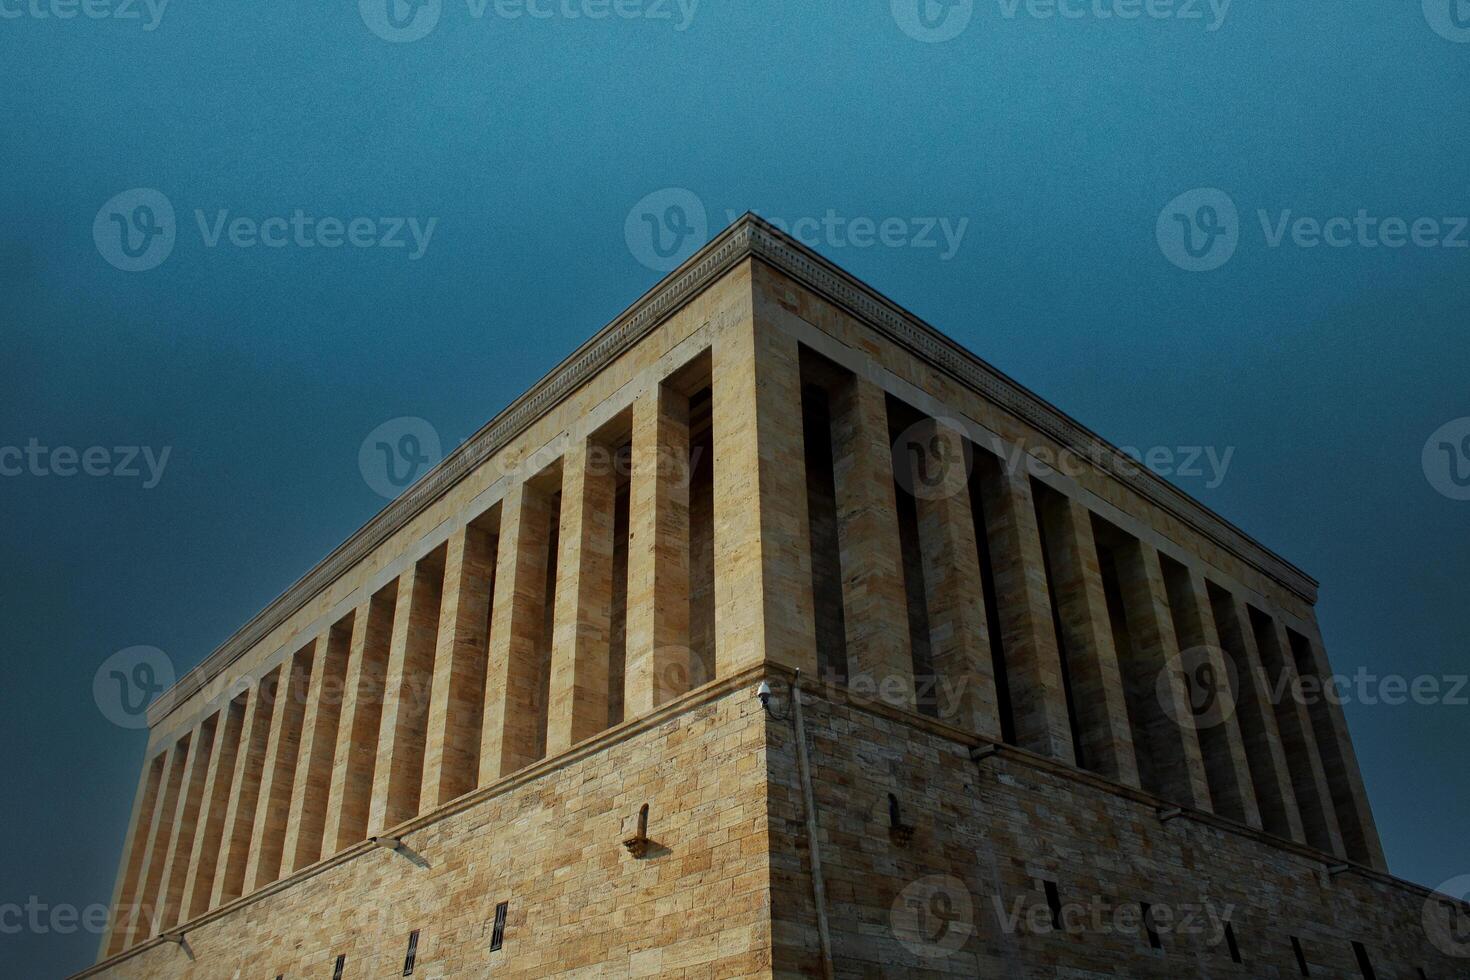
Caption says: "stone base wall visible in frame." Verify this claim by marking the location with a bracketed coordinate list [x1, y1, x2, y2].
[90, 681, 773, 980]
[767, 677, 1460, 979]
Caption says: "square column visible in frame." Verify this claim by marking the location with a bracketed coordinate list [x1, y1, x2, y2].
[131, 734, 190, 942]
[369, 558, 444, 836]
[625, 384, 692, 717]
[1217, 595, 1306, 843]
[1034, 492, 1140, 787]
[325, 587, 396, 854]
[211, 672, 277, 906]
[829, 375, 914, 710]
[1165, 567, 1263, 829]
[1110, 540, 1212, 809]
[711, 311, 817, 678]
[245, 644, 314, 891]
[1295, 624, 1387, 870]
[975, 464, 1076, 763]
[152, 715, 217, 933]
[283, 624, 353, 873]
[481, 479, 556, 782]
[421, 524, 496, 809]
[181, 693, 248, 921]
[905, 417, 1000, 737]
[548, 436, 618, 751]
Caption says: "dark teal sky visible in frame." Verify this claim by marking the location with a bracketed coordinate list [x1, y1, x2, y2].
[3, 2, 1468, 975]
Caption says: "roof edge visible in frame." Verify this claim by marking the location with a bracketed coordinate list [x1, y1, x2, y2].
[147, 212, 1316, 727]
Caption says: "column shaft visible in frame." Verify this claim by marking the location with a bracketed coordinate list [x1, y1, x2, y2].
[181, 693, 248, 920]
[153, 716, 217, 932]
[481, 479, 556, 782]
[103, 751, 165, 954]
[907, 418, 1000, 736]
[975, 464, 1076, 762]
[211, 669, 278, 906]
[283, 625, 352, 873]
[131, 735, 189, 941]
[245, 646, 314, 891]
[1111, 541, 1212, 808]
[625, 385, 692, 717]
[421, 524, 496, 808]
[830, 376, 914, 710]
[548, 437, 617, 752]
[1035, 493, 1140, 786]
[369, 559, 444, 836]
[711, 314, 817, 677]
[325, 587, 396, 853]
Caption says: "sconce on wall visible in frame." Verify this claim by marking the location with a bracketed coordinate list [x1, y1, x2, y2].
[623, 804, 652, 858]
[888, 793, 915, 847]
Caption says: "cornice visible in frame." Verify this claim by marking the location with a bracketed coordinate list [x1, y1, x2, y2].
[147, 213, 1316, 726]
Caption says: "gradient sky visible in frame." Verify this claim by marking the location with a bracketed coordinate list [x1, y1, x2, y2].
[3, 2, 1468, 975]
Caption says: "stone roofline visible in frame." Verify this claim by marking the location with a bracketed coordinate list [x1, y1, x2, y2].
[145, 212, 1318, 727]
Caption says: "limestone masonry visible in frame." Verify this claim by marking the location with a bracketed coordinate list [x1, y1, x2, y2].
[83, 215, 1466, 978]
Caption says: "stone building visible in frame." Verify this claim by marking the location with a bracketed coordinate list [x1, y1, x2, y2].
[83, 215, 1465, 978]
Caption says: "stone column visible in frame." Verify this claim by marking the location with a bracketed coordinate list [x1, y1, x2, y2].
[153, 714, 217, 933]
[325, 587, 396, 854]
[1217, 596, 1306, 843]
[624, 384, 692, 718]
[103, 751, 165, 956]
[212, 669, 278, 906]
[481, 479, 556, 783]
[1034, 493, 1140, 787]
[905, 417, 1000, 737]
[283, 625, 353, 873]
[181, 693, 248, 921]
[548, 437, 617, 752]
[1167, 567, 1262, 829]
[1256, 615, 1346, 857]
[976, 464, 1077, 763]
[421, 524, 496, 809]
[245, 645, 314, 891]
[711, 310, 818, 678]
[1295, 623, 1387, 870]
[369, 558, 444, 836]
[132, 734, 190, 941]
[829, 375, 914, 710]
[1110, 540, 1212, 809]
